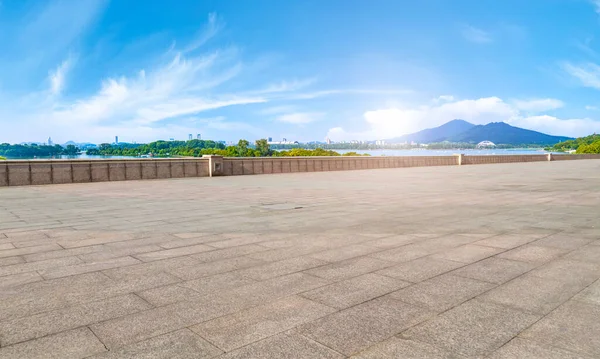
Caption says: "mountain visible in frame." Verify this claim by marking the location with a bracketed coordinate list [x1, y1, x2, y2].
[386, 120, 572, 145]
[446, 122, 572, 145]
[387, 119, 475, 143]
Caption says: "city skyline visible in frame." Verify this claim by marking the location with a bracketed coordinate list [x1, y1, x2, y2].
[3, 1, 600, 143]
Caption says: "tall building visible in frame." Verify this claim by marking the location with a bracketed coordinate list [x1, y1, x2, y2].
[115, 136, 119, 144]
[188, 134, 193, 141]
[47, 137, 53, 146]
[196, 134, 201, 140]
[268, 137, 273, 142]
[325, 137, 331, 144]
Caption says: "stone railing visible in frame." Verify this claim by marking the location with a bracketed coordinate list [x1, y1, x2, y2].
[2, 153, 600, 187]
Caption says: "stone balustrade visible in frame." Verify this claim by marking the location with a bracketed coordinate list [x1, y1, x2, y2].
[1, 153, 600, 187]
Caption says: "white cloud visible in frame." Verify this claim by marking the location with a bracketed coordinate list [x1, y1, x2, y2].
[275, 112, 324, 124]
[513, 98, 564, 112]
[511, 115, 600, 137]
[461, 25, 492, 44]
[592, 0, 600, 14]
[562, 62, 600, 89]
[48, 57, 74, 95]
[433, 95, 454, 103]
[586, 105, 599, 110]
[327, 96, 599, 141]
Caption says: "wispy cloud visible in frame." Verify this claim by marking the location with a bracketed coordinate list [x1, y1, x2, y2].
[512, 98, 564, 112]
[592, 0, 600, 14]
[562, 62, 600, 89]
[48, 57, 75, 95]
[184, 12, 222, 53]
[460, 24, 492, 44]
[275, 112, 324, 124]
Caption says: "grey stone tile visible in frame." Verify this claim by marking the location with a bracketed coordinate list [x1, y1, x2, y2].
[351, 337, 467, 358]
[189, 244, 268, 262]
[179, 272, 256, 296]
[301, 273, 410, 309]
[533, 233, 594, 250]
[236, 256, 327, 280]
[565, 244, 600, 263]
[528, 259, 600, 287]
[168, 256, 264, 280]
[487, 338, 591, 359]
[431, 244, 502, 264]
[0, 294, 151, 346]
[191, 295, 336, 351]
[574, 279, 600, 305]
[172, 273, 330, 324]
[0, 256, 25, 267]
[304, 256, 395, 281]
[402, 299, 539, 358]
[368, 243, 436, 263]
[23, 245, 104, 262]
[102, 256, 199, 280]
[310, 244, 381, 262]
[520, 300, 600, 358]
[0, 256, 82, 277]
[363, 234, 419, 249]
[481, 273, 586, 315]
[218, 332, 344, 359]
[134, 244, 215, 262]
[497, 245, 568, 264]
[474, 234, 545, 249]
[90, 306, 190, 349]
[0, 271, 43, 289]
[376, 256, 465, 283]
[388, 274, 495, 311]
[298, 296, 434, 356]
[88, 329, 223, 359]
[0, 243, 15, 250]
[78, 244, 162, 262]
[0, 327, 107, 359]
[0, 244, 62, 259]
[137, 283, 203, 306]
[39, 256, 141, 279]
[452, 257, 535, 284]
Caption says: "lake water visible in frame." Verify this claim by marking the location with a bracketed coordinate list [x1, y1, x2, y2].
[335, 148, 554, 156]
[5, 148, 555, 160]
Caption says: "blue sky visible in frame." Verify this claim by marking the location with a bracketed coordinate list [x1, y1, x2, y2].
[2, 0, 600, 144]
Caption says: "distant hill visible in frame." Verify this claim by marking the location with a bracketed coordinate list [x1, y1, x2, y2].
[387, 120, 572, 145]
[387, 119, 475, 143]
[447, 122, 572, 145]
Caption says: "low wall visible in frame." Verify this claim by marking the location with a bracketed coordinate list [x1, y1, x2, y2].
[220, 156, 457, 176]
[0, 158, 210, 187]
[1, 154, 600, 187]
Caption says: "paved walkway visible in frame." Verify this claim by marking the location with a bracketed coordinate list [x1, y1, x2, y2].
[0, 160, 599, 358]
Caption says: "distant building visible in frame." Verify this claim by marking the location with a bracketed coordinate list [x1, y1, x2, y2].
[268, 137, 273, 142]
[47, 137, 53, 146]
[325, 137, 332, 144]
[188, 134, 193, 141]
[115, 136, 119, 144]
[375, 140, 386, 146]
[476, 141, 496, 148]
[197, 134, 201, 140]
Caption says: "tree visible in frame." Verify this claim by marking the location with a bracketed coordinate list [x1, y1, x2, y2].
[255, 139, 271, 157]
[63, 145, 80, 155]
[236, 139, 250, 157]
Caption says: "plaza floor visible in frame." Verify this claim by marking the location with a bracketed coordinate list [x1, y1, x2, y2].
[1, 160, 599, 358]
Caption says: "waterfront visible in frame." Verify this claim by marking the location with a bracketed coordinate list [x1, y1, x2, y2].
[4, 148, 554, 160]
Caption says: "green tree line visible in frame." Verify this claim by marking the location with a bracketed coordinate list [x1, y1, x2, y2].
[0, 143, 80, 158]
[550, 134, 600, 154]
[86, 139, 368, 157]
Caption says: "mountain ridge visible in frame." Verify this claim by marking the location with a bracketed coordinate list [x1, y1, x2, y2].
[386, 120, 573, 145]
